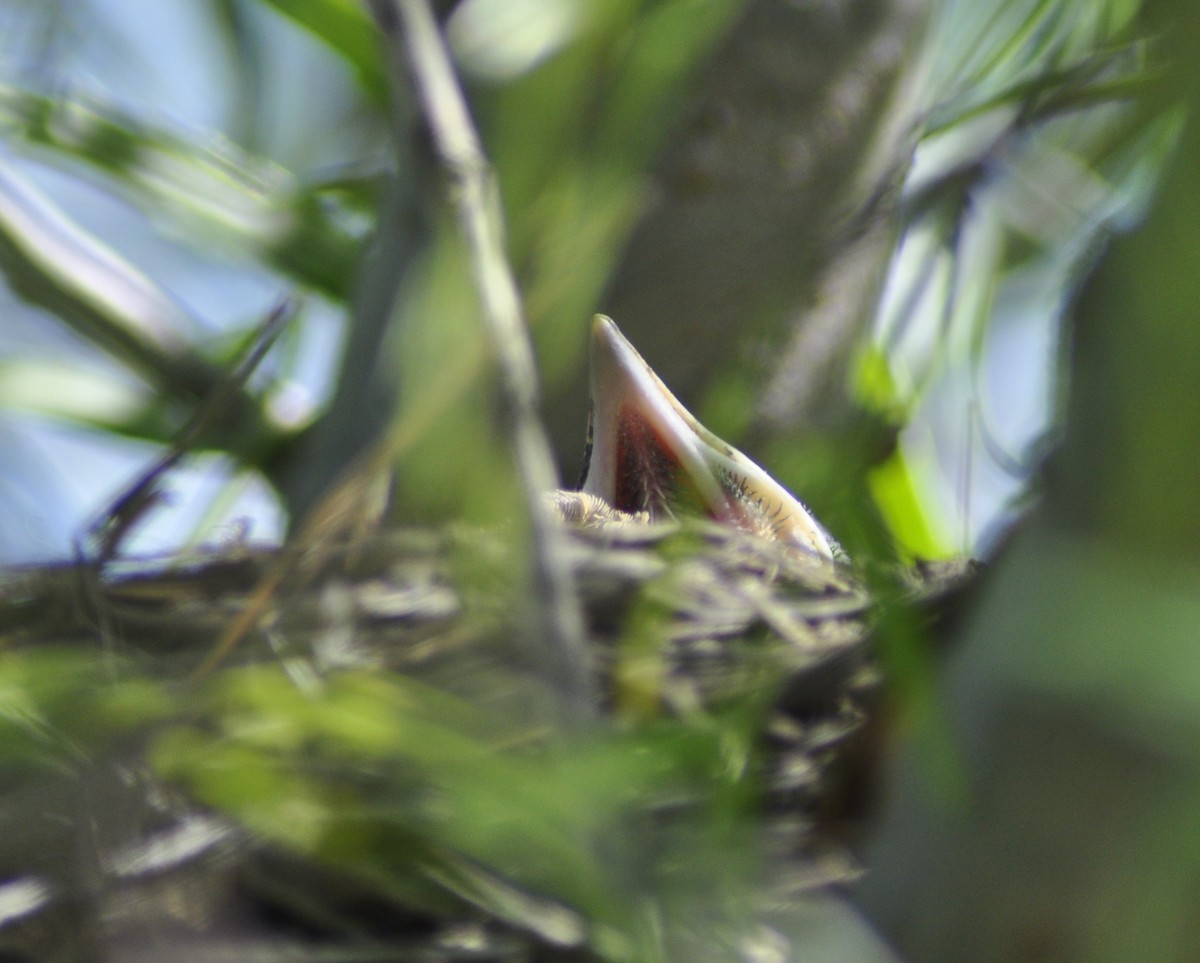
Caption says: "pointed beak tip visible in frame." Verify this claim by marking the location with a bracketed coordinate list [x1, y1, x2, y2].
[589, 313, 620, 354]
[583, 314, 836, 557]
[588, 314, 637, 385]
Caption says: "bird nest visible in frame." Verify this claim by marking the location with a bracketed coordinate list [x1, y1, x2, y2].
[0, 517, 971, 960]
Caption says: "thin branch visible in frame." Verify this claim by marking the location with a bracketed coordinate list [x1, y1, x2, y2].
[82, 296, 300, 567]
[370, 0, 594, 727]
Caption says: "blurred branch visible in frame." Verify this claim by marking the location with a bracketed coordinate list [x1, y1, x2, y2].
[275, 175, 422, 519]
[84, 297, 298, 566]
[369, 0, 593, 727]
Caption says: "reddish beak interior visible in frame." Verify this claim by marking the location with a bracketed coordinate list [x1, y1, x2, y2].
[613, 405, 685, 515]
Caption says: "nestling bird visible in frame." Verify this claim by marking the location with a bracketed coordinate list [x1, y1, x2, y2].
[567, 315, 836, 559]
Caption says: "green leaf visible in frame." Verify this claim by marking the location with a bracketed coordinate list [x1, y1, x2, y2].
[867, 448, 949, 560]
[255, 0, 386, 98]
[0, 358, 149, 428]
[0, 648, 173, 768]
[0, 83, 365, 299]
[151, 661, 760, 955]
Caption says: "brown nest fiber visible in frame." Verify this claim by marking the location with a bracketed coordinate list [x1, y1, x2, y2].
[0, 518, 972, 961]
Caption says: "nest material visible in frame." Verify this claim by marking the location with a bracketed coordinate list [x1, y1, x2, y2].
[0, 517, 972, 960]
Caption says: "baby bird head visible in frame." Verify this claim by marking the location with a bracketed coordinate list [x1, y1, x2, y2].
[578, 315, 835, 559]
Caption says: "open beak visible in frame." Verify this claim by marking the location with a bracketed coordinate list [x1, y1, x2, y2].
[579, 315, 835, 559]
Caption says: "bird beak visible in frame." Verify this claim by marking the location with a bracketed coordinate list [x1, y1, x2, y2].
[579, 315, 834, 559]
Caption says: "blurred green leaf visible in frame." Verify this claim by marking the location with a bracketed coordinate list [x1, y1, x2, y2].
[868, 448, 949, 560]
[149, 659, 761, 957]
[0, 83, 366, 299]
[863, 0, 1170, 553]
[0, 157, 197, 374]
[256, 0, 386, 98]
[852, 343, 909, 423]
[0, 357, 149, 428]
[0, 648, 173, 768]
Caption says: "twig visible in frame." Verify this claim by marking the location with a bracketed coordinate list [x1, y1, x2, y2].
[82, 296, 299, 568]
[72, 295, 297, 679]
[369, 0, 594, 727]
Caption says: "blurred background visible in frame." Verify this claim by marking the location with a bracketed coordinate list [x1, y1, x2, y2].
[2, 0, 1199, 959]
[0, 0, 1164, 566]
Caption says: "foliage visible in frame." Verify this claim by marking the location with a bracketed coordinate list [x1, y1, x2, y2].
[862, 0, 1176, 556]
[0, 517, 875, 958]
[0, 0, 1172, 556]
[0, 0, 1187, 959]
